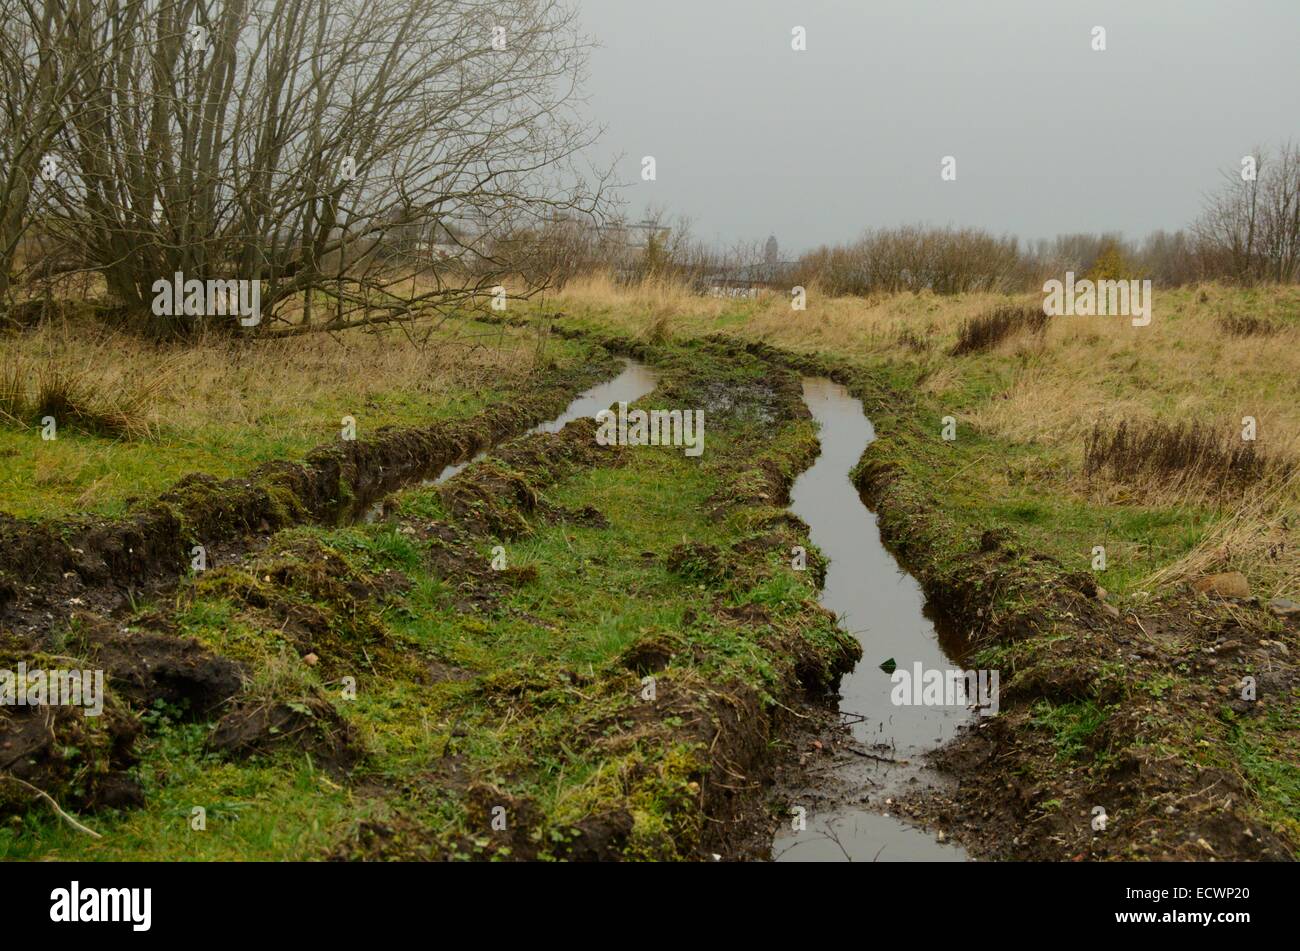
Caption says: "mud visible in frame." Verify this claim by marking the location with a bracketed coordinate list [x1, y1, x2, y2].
[78, 611, 245, 716]
[0, 635, 142, 818]
[0, 356, 620, 639]
[208, 695, 362, 777]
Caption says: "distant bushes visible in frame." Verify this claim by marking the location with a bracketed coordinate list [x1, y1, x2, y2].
[1083, 419, 1282, 492]
[795, 226, 1029, 296]
[950, 305, 1048, 356]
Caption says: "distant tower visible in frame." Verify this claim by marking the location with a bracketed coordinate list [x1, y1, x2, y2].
[764, 234, 779, 266]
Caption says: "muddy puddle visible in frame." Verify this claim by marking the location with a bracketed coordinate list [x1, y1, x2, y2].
[364, 359, 658, 521]
[773, 377, 972, 862]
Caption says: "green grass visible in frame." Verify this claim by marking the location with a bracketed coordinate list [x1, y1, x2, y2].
[8, 342, 848, 861]
[862, 397, 1228, 600]
[1030, 699, 1112, 763]
[0, 323, 593, 518]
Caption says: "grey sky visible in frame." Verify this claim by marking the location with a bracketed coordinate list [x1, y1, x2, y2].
[575, 0, 1300, 255]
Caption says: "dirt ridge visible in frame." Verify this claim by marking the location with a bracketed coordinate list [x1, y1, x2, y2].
[0, 355, 619, 633]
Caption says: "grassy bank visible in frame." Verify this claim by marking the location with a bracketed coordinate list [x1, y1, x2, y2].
[2, 340, 857, 860]
[530, 276, 1300, 859]
[0, 315, 581, 518]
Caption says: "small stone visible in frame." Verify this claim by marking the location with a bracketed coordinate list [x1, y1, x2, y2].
[1101, 603, 1120, 618]
[303, 652, 319, 666]
[1192, 572, 1251, 600]
[1267, 597, 1300, 618]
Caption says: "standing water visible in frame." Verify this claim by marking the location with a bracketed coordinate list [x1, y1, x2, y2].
[363, 359, 658, 522]
[431, 359, 659, 484]
[773, 378, 971, 862]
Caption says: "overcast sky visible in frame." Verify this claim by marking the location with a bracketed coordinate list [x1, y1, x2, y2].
[574, 0, 1300, 255]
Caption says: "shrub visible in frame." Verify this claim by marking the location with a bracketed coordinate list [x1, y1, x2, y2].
[950, 305, 1048, 356]
[1083, 418, 1282, 492]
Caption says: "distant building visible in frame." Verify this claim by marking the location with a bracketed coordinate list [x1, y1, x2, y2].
[764, 235, 778, 266]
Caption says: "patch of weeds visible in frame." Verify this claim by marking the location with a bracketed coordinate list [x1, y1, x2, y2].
[1030, 699, 1111, 762]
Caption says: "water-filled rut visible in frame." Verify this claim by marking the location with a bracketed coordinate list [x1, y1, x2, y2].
[363, 359, 659, 521]
[431, 358, 659, 483]
[773, 377, 972, 862]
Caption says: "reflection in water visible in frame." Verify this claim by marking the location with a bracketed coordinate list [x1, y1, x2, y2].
[774, 377, 972, 862]
[431, 358, 659, 484]
[774, 809, 967, 862]
[361, 359, 660, 523]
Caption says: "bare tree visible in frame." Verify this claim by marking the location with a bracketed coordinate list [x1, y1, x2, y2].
[1259, 143, 1300, 283]
[1191, 144, 1300, 285]
[0, 0, 94, 305]
[19, 0, 608, 337]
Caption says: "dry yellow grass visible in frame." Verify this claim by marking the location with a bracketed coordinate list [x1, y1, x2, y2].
[544, 272, 1300, 596]
[553, 274, 1300, 461]
[0, 313, 569, 516]
[2, 316, 546, 437]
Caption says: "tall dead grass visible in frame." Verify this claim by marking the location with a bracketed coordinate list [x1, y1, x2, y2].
[546, 274, 1300, 595]
[1083, 418, 1283, 495]
[950, 305, 1048, 356]
[1142, 467, 1300, 598]
[0, 315, 549, 442]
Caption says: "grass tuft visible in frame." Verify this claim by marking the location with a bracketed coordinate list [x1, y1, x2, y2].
[950, 305, 1048, 356]
[1083, 418, 1284, 494]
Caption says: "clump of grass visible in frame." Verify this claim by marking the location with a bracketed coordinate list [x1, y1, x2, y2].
[641, 311, 674, 346]
[949, 304, 1047, 356]
[1030, 699, 1110, 762]
[1083, 418, 1283, 493]
[0, 356, 163, 439]
[1218, 312, 1278, 338]
[895, 327, 931, 353]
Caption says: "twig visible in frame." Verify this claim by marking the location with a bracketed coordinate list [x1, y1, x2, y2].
[0, 774, 102, 838]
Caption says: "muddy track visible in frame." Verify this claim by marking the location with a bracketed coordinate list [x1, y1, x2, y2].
[7, 317, 1292, 860]
[709, 337, 1295, 861]
[3, 337, 863, 859]
[486, 322, 1300, 861]
[328, 340, 861, 860]
[0, 354, 621, 640]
